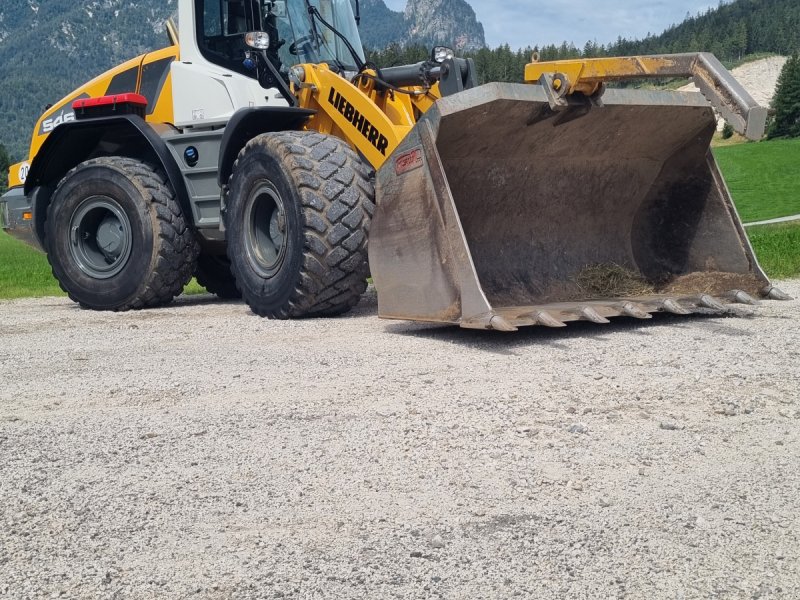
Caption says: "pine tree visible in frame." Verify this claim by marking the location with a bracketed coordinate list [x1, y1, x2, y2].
[0, 144, 10, 194]
[721, 122, 735, 139]
[768, 54, 800, 139]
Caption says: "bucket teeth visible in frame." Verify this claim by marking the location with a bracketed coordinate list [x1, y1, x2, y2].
[731, 290, 760, 305]
[489, 315, 518, 332]
[528, 311, 566, 328]
[764, 286, 793, 301]
[662, 299, 691, 315]
[580, 307, 610, 324]
[621, 303, 652, 319]
[699, 295, 727, 312]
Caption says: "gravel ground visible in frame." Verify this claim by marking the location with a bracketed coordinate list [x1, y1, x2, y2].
[1, 281, 799, 599]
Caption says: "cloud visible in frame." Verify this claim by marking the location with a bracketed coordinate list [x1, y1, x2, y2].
[384, 0, 717, 49]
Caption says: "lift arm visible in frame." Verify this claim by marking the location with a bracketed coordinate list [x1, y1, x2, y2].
[525, 53, 767, 140]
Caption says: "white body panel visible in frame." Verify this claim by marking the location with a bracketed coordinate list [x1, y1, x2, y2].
[173, 0, 288, 128]
[171, 62, 287, 128]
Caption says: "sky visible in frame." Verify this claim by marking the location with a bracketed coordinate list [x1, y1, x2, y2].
[383, 0, 719, 49]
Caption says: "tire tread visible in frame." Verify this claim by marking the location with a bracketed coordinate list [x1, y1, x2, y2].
[45, 157, 198, 311]
[226, 131, 374, 318]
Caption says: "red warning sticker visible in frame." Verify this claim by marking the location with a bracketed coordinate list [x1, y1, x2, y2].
[395, 147, 424, 176]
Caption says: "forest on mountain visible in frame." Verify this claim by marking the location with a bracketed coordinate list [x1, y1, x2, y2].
[606, 0, 799, 62]
[0, 0, 176, 162]
[370, 0, 800, 85]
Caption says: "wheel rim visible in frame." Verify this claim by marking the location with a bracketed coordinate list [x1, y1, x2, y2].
[244, 180, 288, 278]
[69, 196, 133, 279]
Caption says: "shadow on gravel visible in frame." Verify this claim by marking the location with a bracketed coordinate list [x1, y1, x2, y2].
[60, 293, 244, 313]
[174, 293, 243, 308]
[384, 312, 741, 354]
[692, 320, 756, 337]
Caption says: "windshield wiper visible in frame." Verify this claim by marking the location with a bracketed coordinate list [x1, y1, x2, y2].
[304, 0, 366, 72]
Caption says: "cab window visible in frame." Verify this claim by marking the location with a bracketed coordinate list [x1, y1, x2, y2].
[195, 0, 261, 76]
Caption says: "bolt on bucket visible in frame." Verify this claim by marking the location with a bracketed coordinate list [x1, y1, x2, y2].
[369, 82, 781, 331]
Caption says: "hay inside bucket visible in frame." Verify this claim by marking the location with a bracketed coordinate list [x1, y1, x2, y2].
[575, 263, 655, 298]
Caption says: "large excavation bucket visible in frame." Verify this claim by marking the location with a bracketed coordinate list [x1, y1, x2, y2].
[369, 82, 783, 331]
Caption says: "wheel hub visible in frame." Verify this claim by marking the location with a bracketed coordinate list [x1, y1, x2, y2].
[69, 196, 133, 279]
[244, 181, 288, 278]
[96, 214, 126, 261]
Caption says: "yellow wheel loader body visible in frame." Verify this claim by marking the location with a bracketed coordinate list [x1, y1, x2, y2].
[26, 45, 179, 162]
[2, 0, 790, 329]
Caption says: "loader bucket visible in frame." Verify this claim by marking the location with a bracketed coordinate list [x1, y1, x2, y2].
[369, 82, 777, 331]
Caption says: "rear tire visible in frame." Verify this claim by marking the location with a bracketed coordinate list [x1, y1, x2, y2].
[195, 254, 241, 299]
[224, 131, 374, 318]
[45, 157, 199, 310]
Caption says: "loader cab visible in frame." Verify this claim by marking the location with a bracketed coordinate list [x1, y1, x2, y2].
[173, 0, 365, 126]
[195, 0, 366, 76]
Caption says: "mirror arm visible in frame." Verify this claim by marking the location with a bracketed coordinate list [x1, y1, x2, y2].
[258, 50, 297, 106]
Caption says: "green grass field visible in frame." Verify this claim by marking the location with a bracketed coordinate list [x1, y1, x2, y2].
[746, 222, 800, 279]
[1, 137, 799, 299]
[0, 231, 205, 299]
[713, 138, 800, 223]
[0, 231, 64, 299]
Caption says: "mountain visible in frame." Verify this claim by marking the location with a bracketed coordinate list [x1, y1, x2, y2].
[357, 0, 407, 49]
[359, 0, 484, 52]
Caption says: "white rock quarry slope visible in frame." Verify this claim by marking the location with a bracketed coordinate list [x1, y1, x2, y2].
[680, 55, 788, 125]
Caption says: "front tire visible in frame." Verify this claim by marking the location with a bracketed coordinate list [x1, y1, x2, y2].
[45, 157, 199, 310]
[224, 131, 374, 318]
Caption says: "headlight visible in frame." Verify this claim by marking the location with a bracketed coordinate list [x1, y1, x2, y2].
[245, 31, 271, 50]
[432, 46, 455, 64]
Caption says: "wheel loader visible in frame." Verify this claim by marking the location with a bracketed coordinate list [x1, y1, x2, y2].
[0, 0, 791, 331]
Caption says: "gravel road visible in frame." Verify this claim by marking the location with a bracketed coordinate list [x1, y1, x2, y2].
[1, 281, 799, 599]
